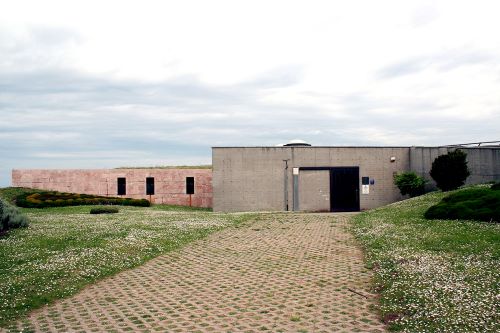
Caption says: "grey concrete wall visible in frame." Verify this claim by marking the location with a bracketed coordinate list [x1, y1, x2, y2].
[298, 170, 330, 212]
[410, 147, 500, 190]
[213, 147, 410, 212]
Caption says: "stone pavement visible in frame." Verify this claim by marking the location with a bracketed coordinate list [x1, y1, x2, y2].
[14, 214, 386, 333]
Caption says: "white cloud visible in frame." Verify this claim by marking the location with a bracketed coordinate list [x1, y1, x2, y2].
[1, 0, 500, 186]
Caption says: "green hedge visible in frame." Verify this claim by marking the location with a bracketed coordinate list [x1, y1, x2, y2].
[425, 187, 500, 223]
[90, 206, 120, 214]
[16, 191, 150, 208]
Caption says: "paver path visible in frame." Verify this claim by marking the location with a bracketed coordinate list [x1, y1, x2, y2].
[15, 214, 386, 332]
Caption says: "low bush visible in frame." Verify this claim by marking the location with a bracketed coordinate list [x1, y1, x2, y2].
[491, 182, 500, 190]
[0, 199, 29, 232]
[16, 191, 150, 208]
[393, 172, 426, 197]
[90, 206, 119, 214]
[425, 187, 500, 222]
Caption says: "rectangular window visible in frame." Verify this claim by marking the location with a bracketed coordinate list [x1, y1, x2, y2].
[361, 177, 370, 185]
[117, 177, 126, 195]
[186, 177, 195, 194]
[146, 177, 155, 195]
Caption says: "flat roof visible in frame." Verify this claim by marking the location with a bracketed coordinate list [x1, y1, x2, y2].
[115, 165, 212, 169]
[212, 145, 499, 149]
[212, 146, 411, 148]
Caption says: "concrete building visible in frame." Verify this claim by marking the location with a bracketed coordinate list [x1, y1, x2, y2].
[212, 145, 500, 212]
[12, 168, 213, 208]
[10, 142, 500, 211]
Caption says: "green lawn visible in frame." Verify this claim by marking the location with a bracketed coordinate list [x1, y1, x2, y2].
[0, 187, 39, 203]
[0, 203, 253, 327]
[351, 187, 500, 332]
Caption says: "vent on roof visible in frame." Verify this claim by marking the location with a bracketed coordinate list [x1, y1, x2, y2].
[283, 139, 312, 147]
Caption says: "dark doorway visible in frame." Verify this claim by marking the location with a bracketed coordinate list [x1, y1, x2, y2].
[330, 167, 360, 211]
[117, 178, 126, 195]
[299, 167, 360, 212]
[146, 177, 155, 195]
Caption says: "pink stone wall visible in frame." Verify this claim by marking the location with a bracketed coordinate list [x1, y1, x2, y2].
[11, 169, 213, 208]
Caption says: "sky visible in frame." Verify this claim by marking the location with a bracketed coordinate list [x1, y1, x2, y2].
[1, 0, 500, 186]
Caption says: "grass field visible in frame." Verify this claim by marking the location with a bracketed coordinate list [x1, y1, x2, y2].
[0, 202, 252, 327]
[2, 185, 499, 331]
[352, 187, 500, 333]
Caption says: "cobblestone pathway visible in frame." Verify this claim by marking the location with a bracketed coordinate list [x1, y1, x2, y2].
[14, 214, 385, 333]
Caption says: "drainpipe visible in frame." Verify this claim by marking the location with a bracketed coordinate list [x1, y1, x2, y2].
[283, 159, 289, 211]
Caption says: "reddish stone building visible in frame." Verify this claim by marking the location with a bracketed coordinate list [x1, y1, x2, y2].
[12, 168, 213, 208]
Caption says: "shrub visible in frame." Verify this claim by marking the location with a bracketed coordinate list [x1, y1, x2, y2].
[491, 182, 500, 190]
[131, 199, 151, 207]
[394, 172, 426, 197]
[425, 187, 500, 222]
[430, 149, 470, 191]
[0, 199, 29, 232]
[15, 191, 150, 208]
[90, 206, 119, 214]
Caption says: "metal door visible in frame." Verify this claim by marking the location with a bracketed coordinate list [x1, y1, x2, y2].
[330, 167, 360, 212]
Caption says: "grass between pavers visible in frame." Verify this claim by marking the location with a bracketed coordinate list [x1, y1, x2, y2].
[351, 187, 500, 333]
[0, 204, 254, 327]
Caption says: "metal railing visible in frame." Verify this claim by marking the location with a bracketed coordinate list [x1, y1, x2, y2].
[443, 140, 500, 147]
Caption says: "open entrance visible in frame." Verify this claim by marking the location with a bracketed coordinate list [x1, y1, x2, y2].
[296, 167, 360, 212]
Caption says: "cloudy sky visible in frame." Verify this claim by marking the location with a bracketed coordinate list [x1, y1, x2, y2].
[1, 0, 500, 186]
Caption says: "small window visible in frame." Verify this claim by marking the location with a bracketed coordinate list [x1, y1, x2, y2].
[362, 177, 370, 185]
[117, 177, 126, 195]
[146, 177, 155, 195]
[186, 177, 195, 194]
